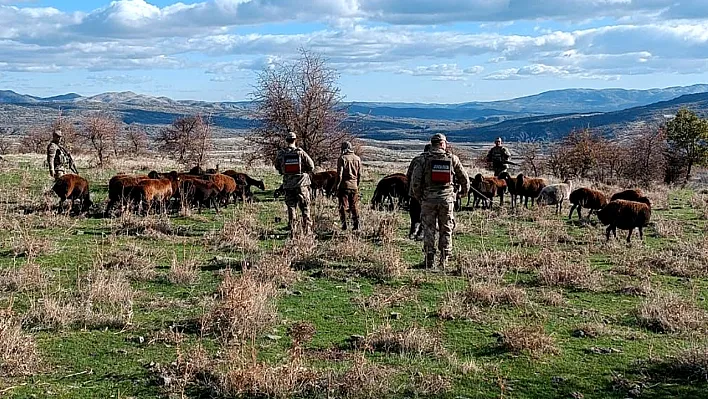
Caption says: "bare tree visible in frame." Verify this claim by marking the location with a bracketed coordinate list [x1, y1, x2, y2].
[516, 134, 544, 177]
[0, 127, 19, 155]
[50, 119, 82, 153]
[156, 115, 212, 167]
[123, 124, 150, 155]
[20, 128, 47, 154]
[622, 126, 667, 187]
[247, 49, 356, 167]
[78, 114, 120, 167]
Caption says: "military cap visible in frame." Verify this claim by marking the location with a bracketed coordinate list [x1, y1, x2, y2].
[430, 133, 447, 144]
[286, 132, 297, 140]
[53, 129, 63, 137]
[341, 141, 352, 151]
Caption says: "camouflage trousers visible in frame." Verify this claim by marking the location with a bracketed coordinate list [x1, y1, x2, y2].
[337, 188, 360, 226]
[284, 186, 312, 235]
[421, 200, 455, 256]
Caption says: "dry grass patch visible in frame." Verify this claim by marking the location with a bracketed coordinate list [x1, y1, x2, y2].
[360, 244, 408, 281]
[647, 346, 708, 383]
[651, 216, 684, 239]
[0, 262, 48, 293]
[624, 242, 708, 278]
[99, 245, 157, 282]
[572, 322, 613, 339]
[364, 324, 448, 358]
[636, 292, 707, 333]
[359, 208, 404, 244]
[23, 296, 77, 331]
[689, 192, 708, 219]
[437, 291, 483, 321]
[78, 269, 135, 329]
[535, 250, 602, 291]
[168, 255, 200, 285]
[210, 209, 262, 253]
[6, 226, 55, 260]
[509, 218, 574, 247]
[465, 282, 528, 307]
[497, 325, 559, 357]
[618, 279, 653, 297]
[202, 272, 278, 342]
[250, 251, 300, 288]
[0, 309, 40, 377]
[537, 289, 566, 307]
[454, 250, 529, 282]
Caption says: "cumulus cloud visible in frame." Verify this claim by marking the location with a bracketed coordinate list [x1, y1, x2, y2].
[397, 64, 484, 81]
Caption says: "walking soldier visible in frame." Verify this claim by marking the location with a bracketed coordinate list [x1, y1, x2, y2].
[335, 141, 361, 231]
[47, 129, 76, 179]
[411, 134, 469, 269]
[486, 137, 512, 177]
[274, 132, 315, 236]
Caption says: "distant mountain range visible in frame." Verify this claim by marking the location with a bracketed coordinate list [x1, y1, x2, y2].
[1, 84, 707, 142]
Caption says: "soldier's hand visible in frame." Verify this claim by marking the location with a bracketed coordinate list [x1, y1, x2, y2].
[49, 172, 54, 178]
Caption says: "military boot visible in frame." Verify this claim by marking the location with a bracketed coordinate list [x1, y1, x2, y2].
[437, 252, 450, 270]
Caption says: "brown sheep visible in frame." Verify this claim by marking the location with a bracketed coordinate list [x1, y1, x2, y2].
[371, 173, 409, 210]
[133, 178, 174, 214]
[611, 189, 644, 202]
[568, 188, 608, 220]
[222, 170, 265, 202]
[179, 179, 221, 213]
[516, 174, 548, 208]
[105, 174, 150, 216]
[311, 170, 337, 198]
[471, 173, 497, 209]
[597, 197, 652, 243]
[52, 174, 92, 214]
[503, 173, 518, 207]
[467, 172, 509, 207]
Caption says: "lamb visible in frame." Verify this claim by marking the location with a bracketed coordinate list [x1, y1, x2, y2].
[597, 197, 652, 243]
[611, 189, 644, 202]
[516, 174, 548, 208]
[568, 187, 608, 220]
[470, 173, 497, 209]
[536, 180, 573, 215]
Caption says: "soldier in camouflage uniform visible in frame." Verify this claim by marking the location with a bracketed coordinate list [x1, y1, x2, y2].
[275, 132, 315, 236]
[411, 134, 469, 269]
[336, 141, 362, 231]
[486, 137, 512, 177]
[47, 129, 74, 179]
[406, 144, 430, 240]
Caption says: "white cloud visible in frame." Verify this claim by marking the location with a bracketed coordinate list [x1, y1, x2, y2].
[396, 63, 484, 81]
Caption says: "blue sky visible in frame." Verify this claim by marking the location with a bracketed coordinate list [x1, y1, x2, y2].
[0, 0, 707, 103]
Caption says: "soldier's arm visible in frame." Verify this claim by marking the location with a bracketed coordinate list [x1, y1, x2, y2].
[503, 148, 511, 160]
[302, 151, 315, 173]
[410, 163, 423, 201]
[274, 151, 284, 175]
[406, 158, 416, 182]
[356, 158, 361, 187]
[454, 157, 470, 196]
[47, 145, 55, 176]
[335, 157, 344, 189]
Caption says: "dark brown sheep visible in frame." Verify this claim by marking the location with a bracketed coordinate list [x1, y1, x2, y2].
[178, 179, 221, 213]
[311, 170, 337, 198]
[105, 174, 150, 216]
[222, 170, 265, 202]
[52, 174, 92, 214]
[371, 173, 409, 211]
[568, 188, 608, 220]
[503, 173, 518, 207]
[516, 174, 548, 208]
[611, 189, 644, 202]
[597, 197, 651, 243]
[471, 173, 497, 209]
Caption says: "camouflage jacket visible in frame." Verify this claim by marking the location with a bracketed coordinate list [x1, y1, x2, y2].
[47, 142, 68, 174]
[406, 151, 426, 196]
[275, 144, 315, 189]
[336, 151, 361, 191]
[486, 146, 511, 166]
[411, 148, 469, 203]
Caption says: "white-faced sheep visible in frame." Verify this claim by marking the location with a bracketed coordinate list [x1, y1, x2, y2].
[516, 174, 548, 208]
[597, 197, 652, 243]
[611, 189, 644, 202]
[536, 180, 573, 214]
[471, 173, 498, 209]
[568, 188, 608, 220]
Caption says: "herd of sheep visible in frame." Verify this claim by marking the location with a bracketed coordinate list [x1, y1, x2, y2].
[47, 164, 652, 243]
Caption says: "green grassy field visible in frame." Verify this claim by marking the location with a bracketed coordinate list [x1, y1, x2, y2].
[1, 158, 707, 399]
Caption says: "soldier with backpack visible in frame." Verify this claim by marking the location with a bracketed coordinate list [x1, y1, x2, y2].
[410, 134, 469, 269]
[274, 132, 315, 236]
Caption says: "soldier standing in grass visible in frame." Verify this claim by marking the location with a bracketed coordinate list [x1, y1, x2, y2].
[46, 129, 76, 179]
[406, 143, 430, 240]
[335, 141, 361, 231]
[275, 132, 315, 236]
[411, 134, 469, 269]
[486, 137, 512, 177]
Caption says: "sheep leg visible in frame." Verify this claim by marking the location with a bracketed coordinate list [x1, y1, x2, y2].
[466, 191, 473, 207]
[639, 226, 644, 241]
[499, 193, 504, 207]
[626, 228, 634, 243]
[568, 204, 576, 220]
